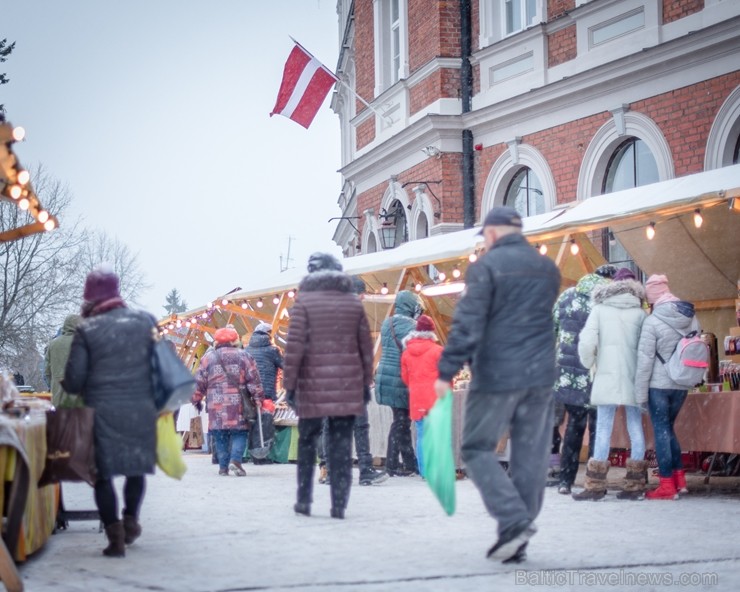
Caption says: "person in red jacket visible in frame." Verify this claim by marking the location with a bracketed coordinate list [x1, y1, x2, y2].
[400, 315, 443, 478]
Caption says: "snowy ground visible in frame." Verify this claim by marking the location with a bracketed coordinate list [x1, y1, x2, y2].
[17, 452, 740, 592]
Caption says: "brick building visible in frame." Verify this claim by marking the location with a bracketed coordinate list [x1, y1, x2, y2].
[330, 0, 740, 268]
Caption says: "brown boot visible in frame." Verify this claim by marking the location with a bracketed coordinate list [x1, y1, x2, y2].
[103, 521, 126, 557]
[572, 459, 609, 501]
[616, 459, 648, 500]
[123, 514, 142, 545]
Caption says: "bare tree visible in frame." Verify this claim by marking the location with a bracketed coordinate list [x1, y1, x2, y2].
[0, 38, 15, 115]
[75, 230, 151, 306]
[0, 166, 85, 386]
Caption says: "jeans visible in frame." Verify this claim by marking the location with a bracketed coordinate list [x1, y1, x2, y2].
[648, 388, 688, 478]
[559, 404, 597, 487]
[297, 416, 355, 511]
[94, 476, 146, 527]
[414, 420, 425, 478]
[386, 407, 417, 473]
[211, 429, 248, 470]
[318, 405, 373, 473]
[461, 387, 553, 535]
[593, 405, 645, 462]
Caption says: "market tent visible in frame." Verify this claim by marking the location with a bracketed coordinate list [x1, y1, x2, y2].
[162, 164, 740, 364]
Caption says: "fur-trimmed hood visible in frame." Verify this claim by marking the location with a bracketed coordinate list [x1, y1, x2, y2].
[298, 270, 354, 293]
[402, 330, 438, 347]
[591, 279, 645, 307]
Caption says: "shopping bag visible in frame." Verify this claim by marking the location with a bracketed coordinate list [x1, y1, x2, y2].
[184, 416, 203, 450]
[38, 407, 97, 487]
[156, 413, 187, 479]
[422, 391, 456, 516]
[151, 333, 196, 411]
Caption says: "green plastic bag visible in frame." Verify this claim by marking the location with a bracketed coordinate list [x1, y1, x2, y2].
[422, 391, 456, 516]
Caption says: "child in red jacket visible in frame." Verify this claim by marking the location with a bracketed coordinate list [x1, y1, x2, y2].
[401, 315, 443, 478]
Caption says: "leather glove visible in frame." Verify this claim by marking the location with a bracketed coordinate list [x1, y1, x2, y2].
[286, 390, 296, 410]
[363, 385, 372, 404]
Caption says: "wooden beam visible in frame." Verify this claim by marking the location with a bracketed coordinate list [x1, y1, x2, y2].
[693, 298, 735, 311]
[409, 267, 450, 344]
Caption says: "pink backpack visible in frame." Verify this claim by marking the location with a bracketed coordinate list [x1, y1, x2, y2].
[656, 326, 709, 387]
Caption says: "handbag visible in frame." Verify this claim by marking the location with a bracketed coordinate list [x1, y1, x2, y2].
[215, 351, 257, 422]
[151, 329, 197, 411]
[38, 407, 97, 487]
[184, 416, 204, 449]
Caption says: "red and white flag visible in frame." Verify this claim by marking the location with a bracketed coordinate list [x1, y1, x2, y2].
[270, 43, 338, 129]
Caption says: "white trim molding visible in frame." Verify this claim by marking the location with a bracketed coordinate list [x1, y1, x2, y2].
[409, 185, 435, 240]
[480, 142, 556, 220]
[577, 110, 674, 200]
[705, 84, 740, 170]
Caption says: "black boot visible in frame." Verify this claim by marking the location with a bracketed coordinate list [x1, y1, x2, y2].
[294, 502, 311, 516]
[103, 521, 126, 557]
[123, 514, 142, 545]
[330, 507, 345, 519]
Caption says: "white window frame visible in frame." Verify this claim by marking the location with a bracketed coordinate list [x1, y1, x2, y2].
[480, 0, 543, 48]
[705, 85, 740, 170]
[374, 0, 408, 96]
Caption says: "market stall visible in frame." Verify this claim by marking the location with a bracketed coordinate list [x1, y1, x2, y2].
[161, 165, 740, 465]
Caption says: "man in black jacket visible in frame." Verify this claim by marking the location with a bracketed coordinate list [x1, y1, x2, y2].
[435, 206, 560, 564]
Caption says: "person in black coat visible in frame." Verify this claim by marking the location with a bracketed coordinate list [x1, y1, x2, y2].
[245, 322, 283, 401]
[63, 265, 158, 558]
[435, 207, 561, 564]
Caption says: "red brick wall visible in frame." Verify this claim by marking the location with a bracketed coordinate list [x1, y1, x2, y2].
[630, 73, 740, 175]
[408, 0, 461, 72]
[547, 0, 575, 21]
[548, 25, 577, 67]
[471, 0, 480, 52]
[663, 0, 704, 24]
[409, 68, 461, 115]
[356, 117, 376, 151]
[355, 0, 375, 112]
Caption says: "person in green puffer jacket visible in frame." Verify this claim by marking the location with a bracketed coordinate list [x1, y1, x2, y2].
[44, 314, 84, 408]
[375, 290, 423, 476]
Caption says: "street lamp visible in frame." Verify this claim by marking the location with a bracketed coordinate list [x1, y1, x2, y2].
[378, 206, 399, 249]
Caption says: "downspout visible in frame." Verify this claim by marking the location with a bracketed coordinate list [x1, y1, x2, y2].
[460, 0, 475, 228]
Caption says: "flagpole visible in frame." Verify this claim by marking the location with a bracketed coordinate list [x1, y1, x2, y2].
[288, 36, 394, 126]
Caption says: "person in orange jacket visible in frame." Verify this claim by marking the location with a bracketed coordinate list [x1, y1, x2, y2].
[400, 314, 443, 478]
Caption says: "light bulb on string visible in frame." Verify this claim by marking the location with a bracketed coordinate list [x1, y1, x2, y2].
[44, 218, 58, 231]
[221, 299, 229, 306]
[241, 302, 249, 309]
[468, 253, 478, 263]
[272, 294, 280, 305]
[207, 302, 214, 309]
[201, 312, 208, 319]
[37, 210, 49, 223]
[288, 290, 296, 299]
[380, 283, 389, 295]
[693, 209, 703, 228]
[646, 222, 656, 240]
[438, 272, 446, 282]
[176, 320, 182, 328]
[452, 266, 461, 279]
[18, 198, 30, 210]
[569, 240, 579, 255]
[12, 127, 25, 142]
[185, 321, 191, 328]
[17, 170, 30, 185]
[415, 283, 422, 292]
[9, 185, 22, 199]
[256, 298, 264, 309]
[539, 244, 548, 256]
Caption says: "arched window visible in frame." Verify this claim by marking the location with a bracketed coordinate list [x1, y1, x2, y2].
[365, 232, 378, 254]
[734, 134, 740, 165]
[415, 213, 429, 240]
[503, 167, 545, 216]
[601, 137, 659, 267]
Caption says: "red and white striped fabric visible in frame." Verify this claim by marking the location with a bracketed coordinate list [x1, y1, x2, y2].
[270, 43, 338, 129]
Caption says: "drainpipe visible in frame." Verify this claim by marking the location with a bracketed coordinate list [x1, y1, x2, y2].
[460, 0, 475, 228]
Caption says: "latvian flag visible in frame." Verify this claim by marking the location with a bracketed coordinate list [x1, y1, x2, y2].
[270, 43, 338, 129]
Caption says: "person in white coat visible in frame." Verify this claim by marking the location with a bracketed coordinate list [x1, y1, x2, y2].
[572, 270, 647, 501]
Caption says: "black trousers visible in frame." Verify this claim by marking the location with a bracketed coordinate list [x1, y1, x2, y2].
[559, 404, 597, 487]
[94, 476, 146, 527]
[297, 416, 354, 511]
[386, 407, 417, 473]
[317, 406, 373, 472]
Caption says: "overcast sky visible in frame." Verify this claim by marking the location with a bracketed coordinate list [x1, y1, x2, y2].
[2, 0, 343, 316]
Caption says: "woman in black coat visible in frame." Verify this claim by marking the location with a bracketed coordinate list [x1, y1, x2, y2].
[63, 265, 158, 558]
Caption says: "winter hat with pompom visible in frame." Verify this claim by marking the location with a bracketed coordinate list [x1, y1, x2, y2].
[415, 314, 435, 333]
[645, 274, 671, 304]
[214, 327, 239, 344]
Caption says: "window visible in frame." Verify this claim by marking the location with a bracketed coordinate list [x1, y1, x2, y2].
[415, 213, 429, 240]
[601, 137, 659, 266]
[375, 0, 407, 94]
[504, 0, 537, 36]
[734, 135, 740, 165]
[504, 167, 545, 216]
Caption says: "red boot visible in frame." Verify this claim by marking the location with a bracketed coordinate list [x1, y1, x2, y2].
[646, 476, 678, 500]
[673, 469, 688, 494]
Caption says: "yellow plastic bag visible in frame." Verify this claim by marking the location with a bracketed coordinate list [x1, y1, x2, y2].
[156, 413, 187, 480]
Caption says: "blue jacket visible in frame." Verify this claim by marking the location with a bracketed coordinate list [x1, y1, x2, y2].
[245, 331, 283, 400]
[375, 291, 422, 409]
[438, 233, 561, 394]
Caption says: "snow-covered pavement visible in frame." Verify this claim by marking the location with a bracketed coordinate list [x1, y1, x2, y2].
[17, 452, 740, 591]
